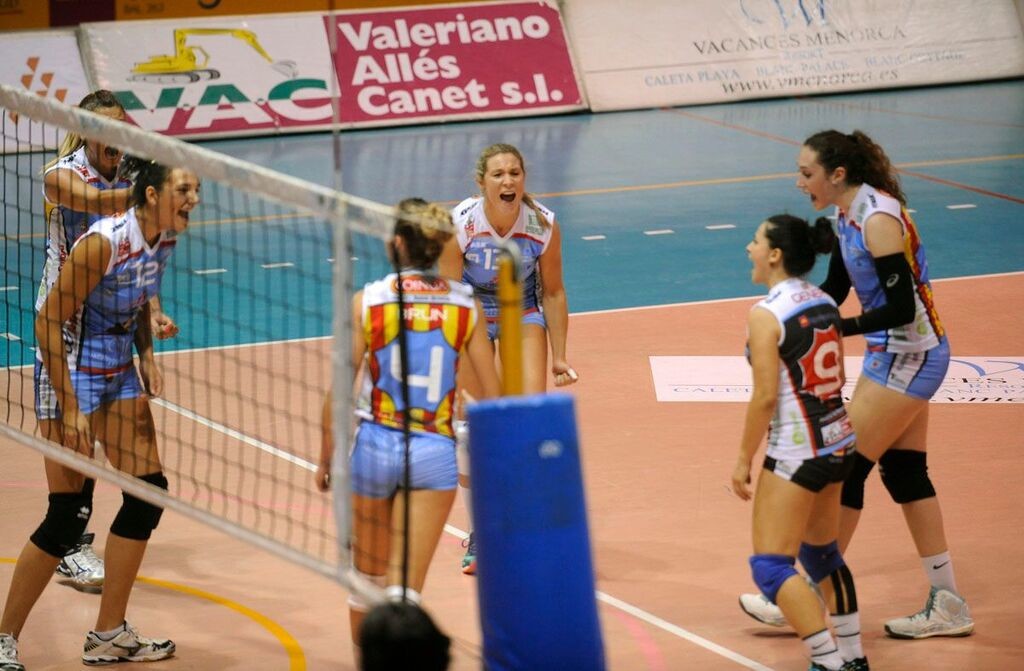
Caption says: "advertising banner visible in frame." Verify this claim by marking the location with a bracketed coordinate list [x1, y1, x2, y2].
[115, 0, 490, 21]
[563, 0, 1024, 110]
[328, 1, 584, 124]
[0, 30, 92, 150]
[80, 2, 583, 138]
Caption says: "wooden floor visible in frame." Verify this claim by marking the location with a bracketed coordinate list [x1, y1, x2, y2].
[2, 273, 1021, 670]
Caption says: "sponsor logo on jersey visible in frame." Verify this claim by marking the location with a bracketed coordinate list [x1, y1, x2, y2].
[392, 276, 450, 295]
[116, 236, 131, 259]
[525, 211, 544, 237]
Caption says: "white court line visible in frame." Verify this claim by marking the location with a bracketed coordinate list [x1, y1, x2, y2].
[261, 262, 295, 269]
[1, 333, 21, 341]
[644, 229, 674, 235]
[705, 224, 736, 230]
[194, 268, 227, 275]
[1, 286, 18, 292]
[582, 234, 606, 241]
[947, 204, 977, 210]
[150, 398, 316, 472]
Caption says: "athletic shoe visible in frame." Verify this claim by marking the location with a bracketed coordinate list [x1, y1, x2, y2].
[738, 593, 786, 627]
[0, 633, 25, 671]
[841, 657, 870, 670]
[82, 621, 175, 665]
[56, 532, 105, 591]
[884, 587, 974, 639]
[461, 533, 477, 575]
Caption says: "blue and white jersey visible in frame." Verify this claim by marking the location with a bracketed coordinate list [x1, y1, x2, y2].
[35, 146, 130, 314]
[62, 210, 176, 374]
[835, 183, 944, 353]
[752, 278, 854, 461]
[451, 196, 555, 324]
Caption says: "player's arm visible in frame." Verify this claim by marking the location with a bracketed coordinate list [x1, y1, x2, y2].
[839, 212, 915, 336]
[818, 238, 851, 306]
[538, 220, 577, 386]
[148, 295, 179, 340]
[733, 307, 780, 501]
[438, 234, 464, 281]
[44, 168, 130, 215]
[464, 297, 501, 400]
[35, 233, 111, 452]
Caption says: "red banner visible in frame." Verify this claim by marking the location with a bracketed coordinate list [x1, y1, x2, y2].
[327, 2, 583, 124]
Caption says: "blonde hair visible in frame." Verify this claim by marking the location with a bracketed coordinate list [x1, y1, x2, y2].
[43, 90, 124, 172]
[474, 143, 550, 229]
[394, 198, 454, 268]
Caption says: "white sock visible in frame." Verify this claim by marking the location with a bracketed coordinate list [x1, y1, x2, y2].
[92, 621, 126, 639]
[832, 612, 864, 661]
[922, 551, 958, 593]
[460, 484, 474, 533]
[802, 629, 844, 670]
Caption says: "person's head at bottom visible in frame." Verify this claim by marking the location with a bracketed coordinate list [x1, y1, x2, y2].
[359, 600, 451, 671]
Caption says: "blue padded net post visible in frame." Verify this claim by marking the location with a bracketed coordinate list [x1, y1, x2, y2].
[468, 393, 605, 671]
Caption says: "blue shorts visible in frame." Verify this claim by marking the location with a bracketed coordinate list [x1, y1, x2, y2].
[485, 308, 546, 341]
[861, 339, 950, 401]
[67, 364, 142, 416]
[350, 422, 457, 498]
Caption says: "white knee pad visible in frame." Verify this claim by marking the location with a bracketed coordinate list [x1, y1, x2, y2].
[455, 420, 471, 478]
[386, 584, 422, 606]
[347, 571, 386, 612]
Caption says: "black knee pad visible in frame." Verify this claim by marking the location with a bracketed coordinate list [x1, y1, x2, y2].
[878, 449, 935, 504]
[110, 472, 168, 541]
[840, 452, 876, 510]
[31, 479, 95, 558]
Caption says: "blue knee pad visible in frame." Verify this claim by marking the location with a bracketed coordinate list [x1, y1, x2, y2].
[879, 449, 936, 504]
[840, 452, 876, 510]
[798, 541, 845, 583]
[750, 554, 798, 603]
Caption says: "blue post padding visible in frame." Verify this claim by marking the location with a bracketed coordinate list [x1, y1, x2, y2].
[468, 393, 605, 671]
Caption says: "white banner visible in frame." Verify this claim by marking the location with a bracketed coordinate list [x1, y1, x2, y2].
[650, 356, 1024, 403]
[0, 30, 92, 151]
[80, 14, 336, 138]
[562, 0, 1024, 110]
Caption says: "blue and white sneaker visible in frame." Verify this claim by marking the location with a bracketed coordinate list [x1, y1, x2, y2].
[0, 633, 25, 671]
[56, 532, 104, 591]
[83, 621, 175, 665]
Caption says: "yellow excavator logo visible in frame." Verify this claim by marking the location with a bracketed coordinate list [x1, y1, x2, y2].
[130, 28, 298, 85]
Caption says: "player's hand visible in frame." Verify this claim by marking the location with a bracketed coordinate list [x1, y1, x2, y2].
[139, 357, 163, 397]
[151, 311, 179, 340]
[61, 407, 94, 455]
[552, 360, 579, 387]
[731, 458, 753, 501]
[315, 464, 332, 492]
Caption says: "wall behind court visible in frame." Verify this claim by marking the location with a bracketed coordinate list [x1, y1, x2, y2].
[0, 0, 493, 30]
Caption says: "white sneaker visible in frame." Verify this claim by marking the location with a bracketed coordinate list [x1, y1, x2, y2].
[884, 587, 974, 639]
[738, 593, 787, 627]
[0, 633, 25, 671]
[82, 621, 175, 665]
[56, 532, 104, 591]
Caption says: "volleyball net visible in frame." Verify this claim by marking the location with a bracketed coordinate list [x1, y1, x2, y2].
[0, 84, 394, 603]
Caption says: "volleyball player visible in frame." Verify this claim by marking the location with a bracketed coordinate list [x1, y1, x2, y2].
[736, 214, 866, 671]
[0, 157, 200, 670]
[33, 90, 180, 592]
[739, 130, 973, 640]
[438, 143, 578, 574]
[316, 199, 501, 648]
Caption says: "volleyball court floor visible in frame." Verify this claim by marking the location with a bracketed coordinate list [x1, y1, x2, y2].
[2, 79, 1023, 669]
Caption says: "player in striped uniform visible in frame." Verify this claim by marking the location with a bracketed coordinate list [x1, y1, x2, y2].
[439, 143, 577, 574]
[0, 157, 200, 670]
[316, 199, 500, 648]
[740, 130, 973, 640]
[734, 214, 866, 671]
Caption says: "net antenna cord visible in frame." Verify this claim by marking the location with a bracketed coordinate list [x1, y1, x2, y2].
[496, 241, 524, 396]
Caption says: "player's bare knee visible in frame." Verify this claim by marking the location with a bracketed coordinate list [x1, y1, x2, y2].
[878, 449, 935, 504]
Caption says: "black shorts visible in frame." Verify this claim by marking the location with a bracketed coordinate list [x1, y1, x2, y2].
[763, 449, 855, 493]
